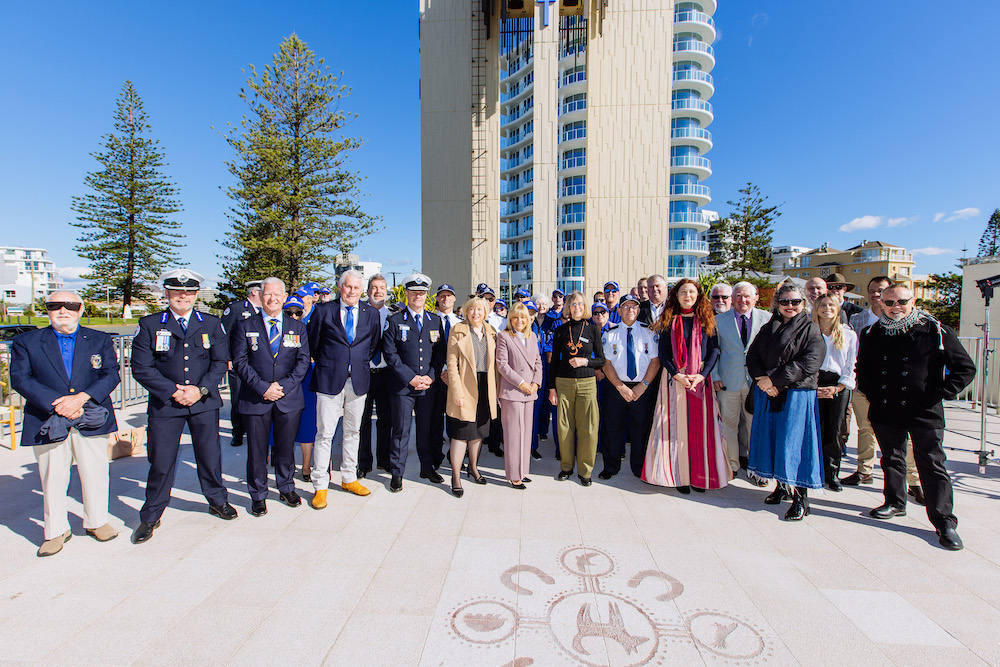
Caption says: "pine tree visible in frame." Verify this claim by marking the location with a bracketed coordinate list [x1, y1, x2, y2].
[72, 81, 184, 311]
[717, 183, 781, 277]
[978, 208, 1000, 257]
[218, 33, 381, 296]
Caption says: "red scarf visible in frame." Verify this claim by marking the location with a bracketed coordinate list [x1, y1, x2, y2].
[671, 315, 704, 397]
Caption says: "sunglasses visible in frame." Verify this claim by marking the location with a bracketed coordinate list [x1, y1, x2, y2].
[882, 298, 911, 307]
[827, 284, 847, 291]
[711, 294, 731, 300]
[777, 299, 804, 307]
[46, 302, 83, 312]
[284, 309, 304, 318]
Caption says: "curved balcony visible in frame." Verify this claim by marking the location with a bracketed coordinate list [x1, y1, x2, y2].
[671, 98, 714, 126]
[669, 211, 710, 232]
[500, 180, 533, 199]
[500, 83, 534, 111]
[668, 240, 710, 256]
[673, 10, 716, 44]
[500, 251, 533, 265]
[670, 127, 713, 153]
[500, 153, 533, 176]
[666, 266, 700, 280]
[500, 203, 533, 222]
[669, 183, 712, 206]
[500, 106, 534, 130]
[672, 40, 715, 71]
[671, 69, 715, 99]
[499, 132, 533, 157]
[670, 155, 712, 180]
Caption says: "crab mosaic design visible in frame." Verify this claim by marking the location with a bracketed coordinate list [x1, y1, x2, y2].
[447, 545, 769, 666]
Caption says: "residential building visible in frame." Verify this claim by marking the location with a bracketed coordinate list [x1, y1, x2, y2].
[333, 254, 383, 284]
[420, 0, 716, 298]
[0, 246, 63, 305]
[782, 240, 917, 306]
[770, 244, 811, 273]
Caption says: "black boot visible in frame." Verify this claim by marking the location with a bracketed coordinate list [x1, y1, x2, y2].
[764, 486, 786, 505]
[784, 487, 809, 521]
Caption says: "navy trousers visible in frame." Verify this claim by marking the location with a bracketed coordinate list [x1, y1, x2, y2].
[244, 406, 301, 500]
[390, 393, 436, 476]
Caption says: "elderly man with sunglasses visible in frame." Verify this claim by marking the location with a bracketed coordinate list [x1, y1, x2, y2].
[11, 291, 122, 556]
[856, 284, 975, 550]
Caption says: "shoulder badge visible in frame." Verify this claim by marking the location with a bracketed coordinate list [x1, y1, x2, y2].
[223, 307, 231, 316]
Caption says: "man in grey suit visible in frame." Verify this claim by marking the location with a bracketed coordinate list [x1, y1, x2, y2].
[713, 281, 771, 483]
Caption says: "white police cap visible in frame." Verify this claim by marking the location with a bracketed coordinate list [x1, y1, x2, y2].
[402, 273, 432, 292]
[161, 269, 204, 292]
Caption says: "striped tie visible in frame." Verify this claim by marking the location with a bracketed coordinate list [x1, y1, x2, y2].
[269, 318, 280, 358]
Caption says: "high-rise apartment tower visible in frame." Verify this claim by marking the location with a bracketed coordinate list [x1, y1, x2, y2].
[420, 0, 716, 298]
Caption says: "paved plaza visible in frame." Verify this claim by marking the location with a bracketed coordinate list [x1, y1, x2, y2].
[1, 400, 1000, 666]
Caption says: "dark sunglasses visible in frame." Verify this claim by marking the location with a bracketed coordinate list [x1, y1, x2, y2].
[777, 298, 804, 307]
[882, 299, 910, 307]
[284, 309, 304, 318]
[827, 284, 847, 291]
[46, 302, 83, 312]
[711, 294, 731, 300]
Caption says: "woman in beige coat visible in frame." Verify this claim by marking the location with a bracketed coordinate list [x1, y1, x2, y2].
[496, 302, 543, 489]
[446, 296, 499, 497]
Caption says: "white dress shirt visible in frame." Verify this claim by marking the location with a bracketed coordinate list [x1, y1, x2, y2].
[602, 322, 657, 382]
[340, 302, 358, 340]
[820, 329, 858, 389]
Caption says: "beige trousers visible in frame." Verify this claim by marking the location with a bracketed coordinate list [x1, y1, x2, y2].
[34, 430, 111, 540]
[852, 390, 918, 484]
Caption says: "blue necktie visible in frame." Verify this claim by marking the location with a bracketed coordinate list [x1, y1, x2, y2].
[346, 306, 355, 344]
[626, 326, 637, 380]
[269, 318, 280, 358]
[179, 317, 187, 333]
[415, 313, 422, 335]
[444, 316, 451, 340]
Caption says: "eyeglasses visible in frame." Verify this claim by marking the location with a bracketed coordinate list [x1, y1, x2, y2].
[711, 294, 731, 300]
[776, 299, 804, 307]
[284, 309, 304, 318]
[827, 284, 847, 291]
[882, 298, 911, 307]
[46, 302, 83, 312]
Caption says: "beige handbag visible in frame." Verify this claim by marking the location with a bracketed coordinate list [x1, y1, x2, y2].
[107, 427, 147, 460]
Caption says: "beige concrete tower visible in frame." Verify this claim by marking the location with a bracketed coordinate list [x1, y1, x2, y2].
[420, 0, 716, 299]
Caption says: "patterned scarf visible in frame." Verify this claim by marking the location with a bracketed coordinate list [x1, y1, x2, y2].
[878, 308, 926, 335]
[671, 315, 704, 398]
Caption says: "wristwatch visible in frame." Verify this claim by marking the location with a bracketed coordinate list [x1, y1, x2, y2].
[198, 386, 209, 397]
[641, 380, 650, 386]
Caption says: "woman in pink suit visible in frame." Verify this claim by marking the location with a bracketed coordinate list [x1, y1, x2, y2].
[495, 302, 544, 489]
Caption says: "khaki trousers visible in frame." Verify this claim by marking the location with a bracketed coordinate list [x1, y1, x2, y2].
[853, 390, 918, 484]
[718, 384, 752, 472]
[34, 430, 111, 540]
[555, 377, 599, 479]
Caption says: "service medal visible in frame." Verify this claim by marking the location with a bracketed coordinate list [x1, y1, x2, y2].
[90, 354, 101, 369]
[202, 333, 211, 349]
[430, 330, 439, 343]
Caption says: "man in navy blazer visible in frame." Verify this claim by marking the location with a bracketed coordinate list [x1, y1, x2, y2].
[11, 291, 121, 556]
[130, 269, 235, 544]
[306, 269, 381, 507]
[232, 277, 311, 516]
[381, 273, 447, 492]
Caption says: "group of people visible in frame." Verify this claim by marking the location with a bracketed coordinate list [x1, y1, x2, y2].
[9, 268, 975, 557]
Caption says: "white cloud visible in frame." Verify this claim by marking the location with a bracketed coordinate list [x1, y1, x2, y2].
[385, 258, 412, 267]
[933, 212, 946, 223]
[59, 266, 90, 283]
[944, 207, 980, 222]
[839, 215, 913, 233]
[751, 12, 769, 27]
[912, 247, 956, 256]
[746, 36, 754, 47]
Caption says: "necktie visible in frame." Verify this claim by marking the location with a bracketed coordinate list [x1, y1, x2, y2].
[269, 318, 280, 358]
[444, 316, 451, 340]
[178, 317, 187, 333]
[740, 314, 749, 347]
[415, 313, 422, 335]
[346, 306, 355, 344]
[626, 326, 637, 380]
[373, 312, 383, 365]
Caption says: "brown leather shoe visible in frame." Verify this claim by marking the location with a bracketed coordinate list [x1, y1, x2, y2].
[37, 530, 72, 557]
[908, 485, 926, 505]
[841, 471, 873, 486]
[85, 524, 119, 542]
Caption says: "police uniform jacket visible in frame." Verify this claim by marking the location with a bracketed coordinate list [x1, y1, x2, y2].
[131, 310, 229, 416]
[857, 317, 976, 429]
[221, 298, 259, 346]
[231, 313, 311, 414]
[10, 326, 121, 446]
[307, 300, 381, 396]
[382, 309, 446, 396]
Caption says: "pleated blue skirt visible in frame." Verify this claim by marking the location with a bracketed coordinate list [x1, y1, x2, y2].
[748, 386, 824, 489]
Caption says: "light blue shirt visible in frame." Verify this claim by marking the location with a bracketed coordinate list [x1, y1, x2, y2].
[263, 313, 282, 338]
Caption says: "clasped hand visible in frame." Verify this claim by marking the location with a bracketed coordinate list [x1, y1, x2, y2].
[171, 384, 203, 406]
[263, 382, 285, 402]
[755, 376, 779, 397]
[673, 373, 705, 391]
[409, 375, 433, 391]
[51, 393, 89, 420]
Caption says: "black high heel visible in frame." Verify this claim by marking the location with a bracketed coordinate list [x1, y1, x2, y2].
[509, 480, 527, 490]
[677, 486, 691, 495]
[451, 482, 464, 498]
[467, 469, 487, 485]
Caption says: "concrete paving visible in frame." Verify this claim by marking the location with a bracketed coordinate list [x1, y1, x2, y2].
[1, 399, 1000, 666]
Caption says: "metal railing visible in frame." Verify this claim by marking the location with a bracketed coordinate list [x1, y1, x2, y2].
[955, 337, 1000, 414]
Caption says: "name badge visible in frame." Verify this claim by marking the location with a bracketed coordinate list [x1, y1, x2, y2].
[246, 331, 259, 351]
[579, 336, 590, 344]
[202, 333, 211, 349]
[429, 330, 439, 343]
[155, 330, 171, 352]
[399, 324, 409, 342]
[90, 354, 102, 369]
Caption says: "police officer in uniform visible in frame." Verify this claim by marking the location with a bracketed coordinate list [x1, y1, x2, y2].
[130, 269, 236, 543]
[431, 283, 461, 468]
[381, 273, 447, 492]
[359, 274, 393, 477]
[221, 280, 262, 447]
[599, 293, 660, 478]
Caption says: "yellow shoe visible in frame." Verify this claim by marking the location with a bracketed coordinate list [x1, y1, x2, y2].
[311, 489, 328, 509]
[342, 480, 371, 496]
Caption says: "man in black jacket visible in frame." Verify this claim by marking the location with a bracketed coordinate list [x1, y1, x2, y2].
[856, 285, 976, 550]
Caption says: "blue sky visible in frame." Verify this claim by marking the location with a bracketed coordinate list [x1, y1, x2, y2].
[2, 1, 997, 292]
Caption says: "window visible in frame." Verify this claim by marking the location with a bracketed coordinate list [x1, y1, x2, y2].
[4, 290, 15, 298]
[561, 65, 586, 87]
[561, 175, 586, 197]
[561, 93, 586, 114]
[561, 120, 587, 142]
[561, 202, 585, 225]
[561, 148, 586, 169]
